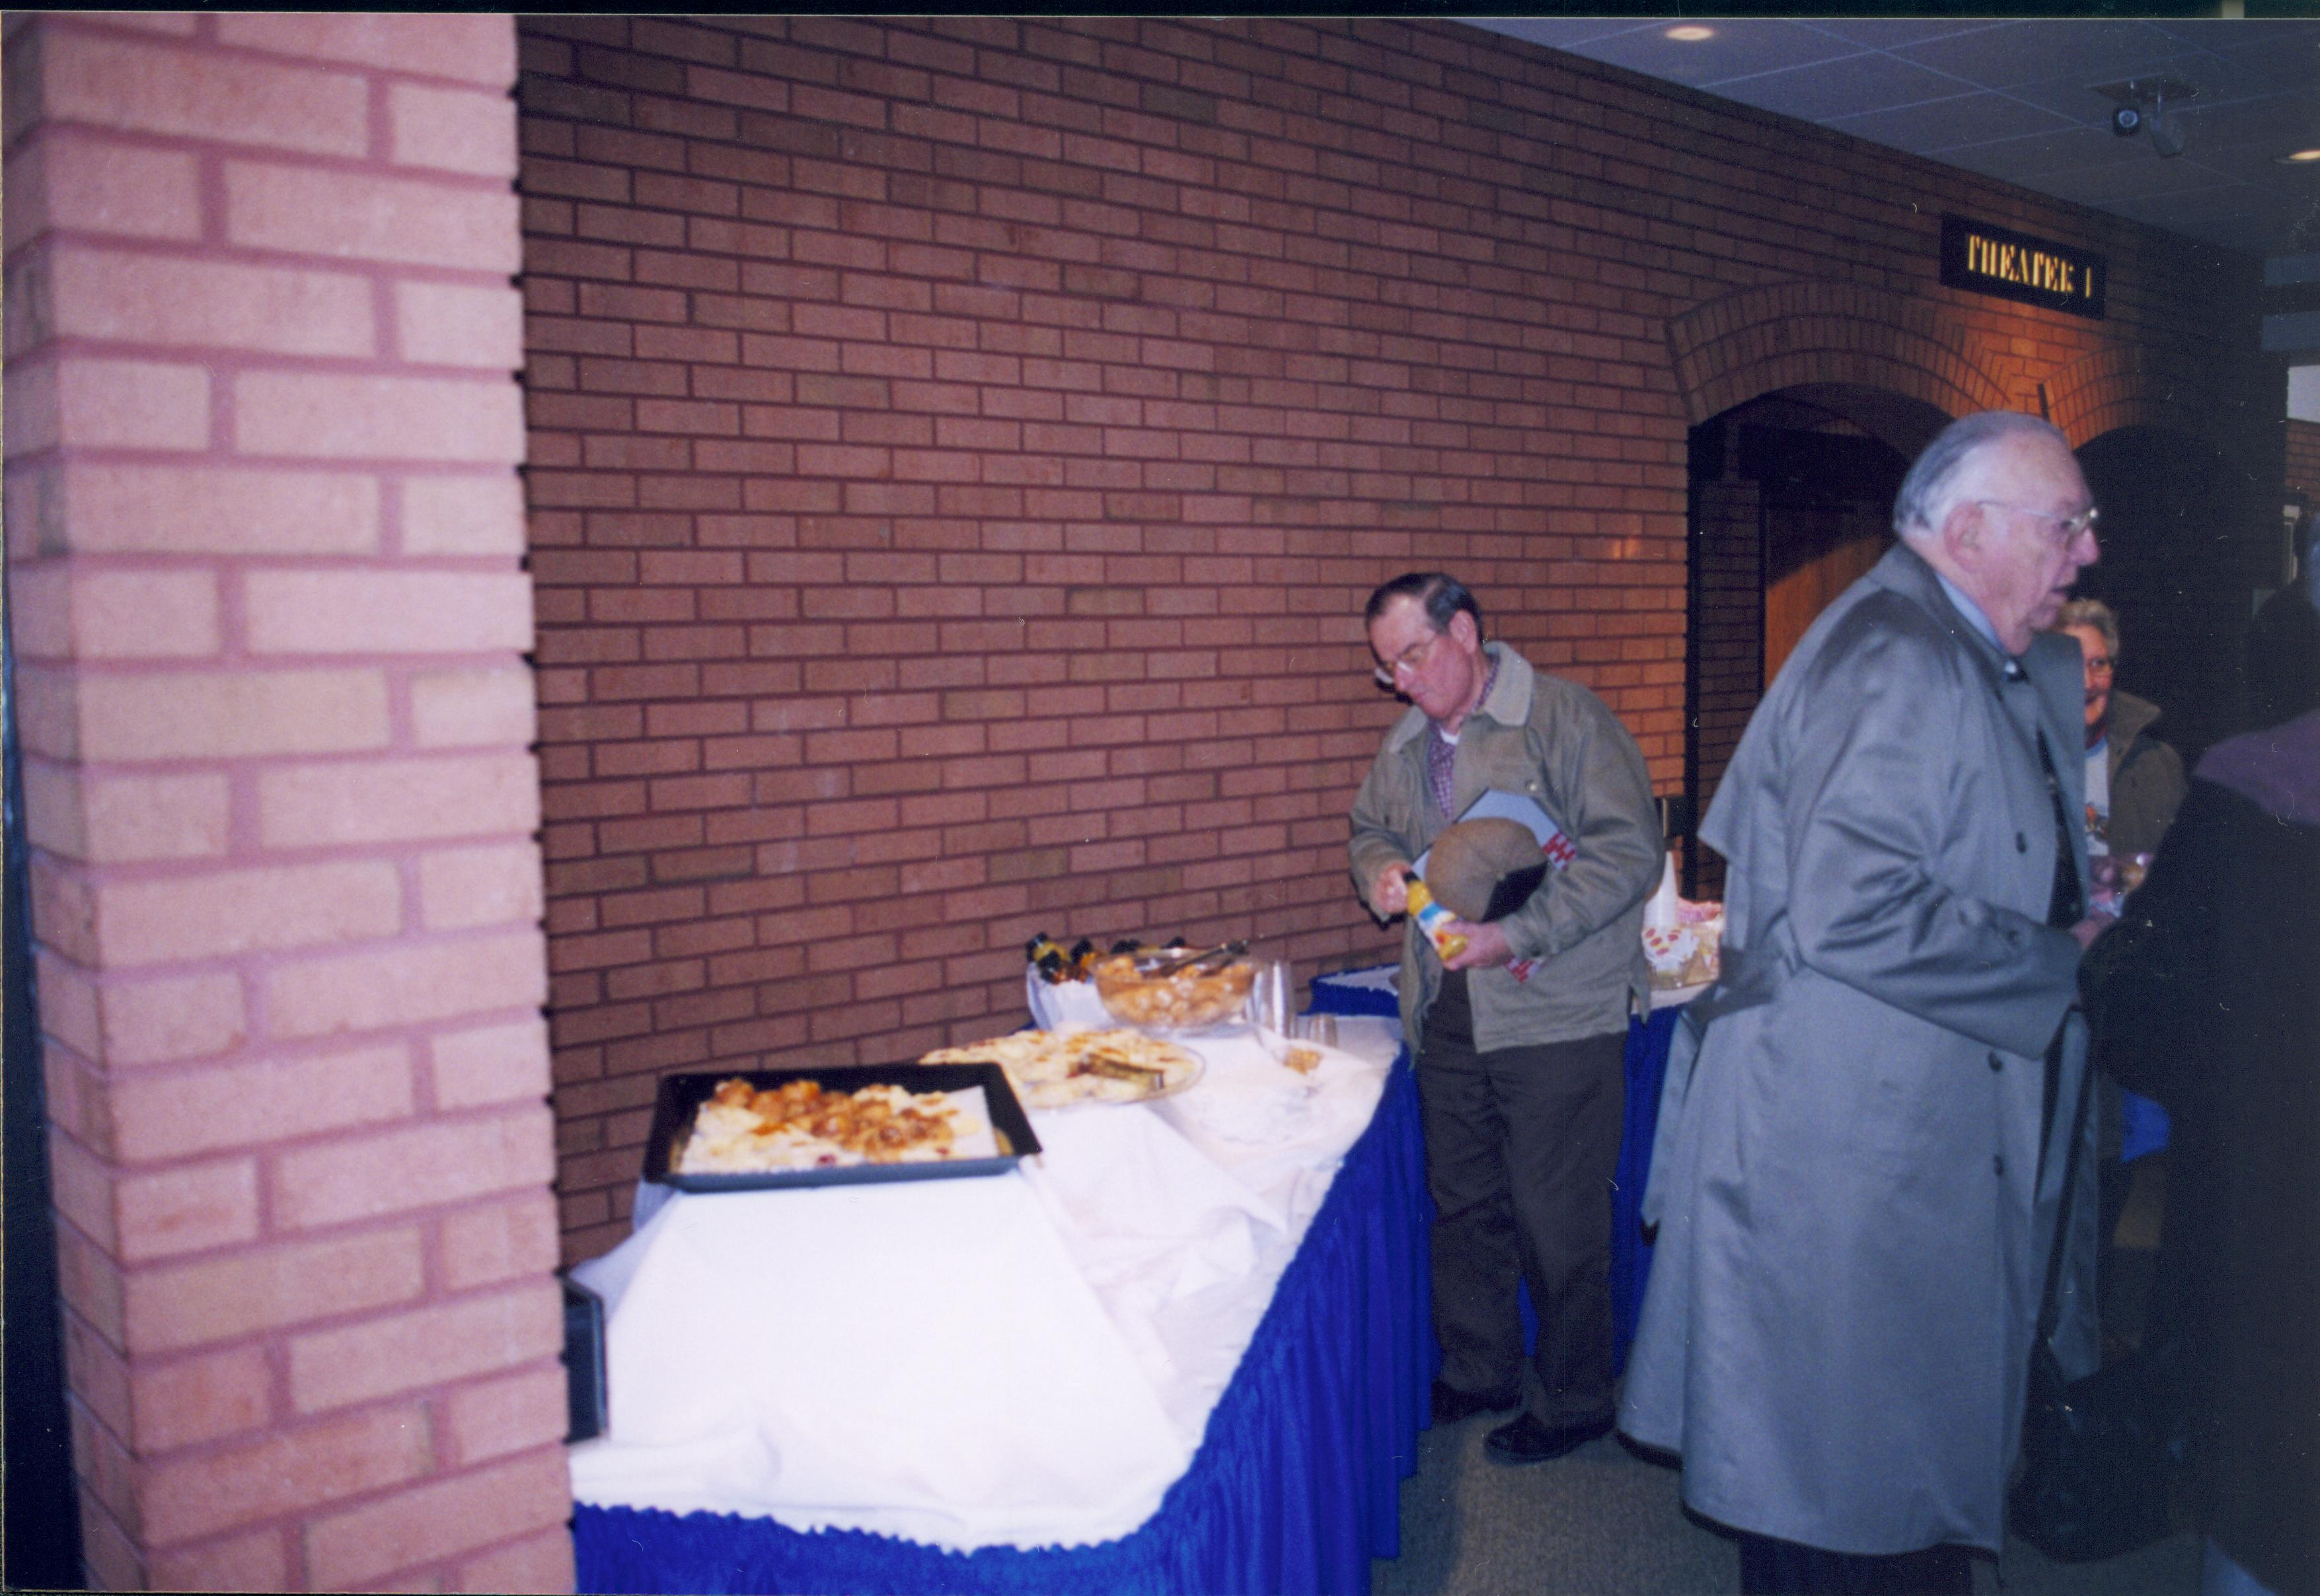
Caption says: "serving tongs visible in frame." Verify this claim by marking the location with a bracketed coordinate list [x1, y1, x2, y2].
[1141, 938, 1248, 977]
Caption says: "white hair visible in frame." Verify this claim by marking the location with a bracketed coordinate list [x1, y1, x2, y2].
[1892, 412, 2072, 547]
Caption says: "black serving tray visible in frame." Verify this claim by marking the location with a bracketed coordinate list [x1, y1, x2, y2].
[642, 1062, 1041, 1193]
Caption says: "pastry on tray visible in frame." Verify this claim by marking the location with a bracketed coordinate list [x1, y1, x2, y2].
[919, 1027, 1203, 1109]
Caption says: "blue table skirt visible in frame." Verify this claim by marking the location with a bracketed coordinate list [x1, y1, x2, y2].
[574, 1058, 1435, 1596]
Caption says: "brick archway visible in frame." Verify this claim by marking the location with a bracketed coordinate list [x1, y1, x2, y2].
[2042, 342, 2220, 451]
[1666, 280, 2012, 429]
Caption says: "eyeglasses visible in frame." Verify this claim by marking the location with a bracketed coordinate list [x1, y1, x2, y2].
[1372, 630, 1441, 689]
[2082, 654, 2115, 676]
[1977, 500, 2100, 545]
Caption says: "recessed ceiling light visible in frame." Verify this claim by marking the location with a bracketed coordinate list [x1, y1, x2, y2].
[1665, 25, 1715, 42]
[2282, 149, 2320, 164]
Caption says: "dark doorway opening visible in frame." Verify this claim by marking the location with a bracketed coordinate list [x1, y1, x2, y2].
[1682, 389, 1929, 897]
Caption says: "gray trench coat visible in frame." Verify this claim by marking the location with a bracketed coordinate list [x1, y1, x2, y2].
[1620, 544, 2100, 1555]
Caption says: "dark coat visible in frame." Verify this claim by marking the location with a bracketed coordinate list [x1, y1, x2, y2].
[2246, 583, 2320, 732]
[2079, 713, 2320, 1596]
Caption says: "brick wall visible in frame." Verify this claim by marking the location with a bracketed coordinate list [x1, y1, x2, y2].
[2287, 417, 2320, 503]
[514, 15, 2278, 1258]
[5, 15, 571, 1591]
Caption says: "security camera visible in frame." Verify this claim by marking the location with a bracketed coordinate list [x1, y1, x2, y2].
[2112, 104, 2142, 137]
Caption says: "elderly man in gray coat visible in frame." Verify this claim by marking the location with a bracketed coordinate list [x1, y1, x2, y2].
[1620, 412, 2114, 1595]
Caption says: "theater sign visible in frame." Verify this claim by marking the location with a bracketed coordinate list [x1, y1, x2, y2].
[1941, 215, 2106, 320]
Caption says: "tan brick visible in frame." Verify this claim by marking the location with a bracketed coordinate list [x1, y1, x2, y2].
[32, 947, 102, 1062]
[267, 929, 546, 1039]
[303, 1450, 570, 1590]
[147, 1527, 291, 1594]
[395, 280, 523, 370]
[10, 566, 219, 661]
[29, 853, 96, 962]
[215, 13, 516, 86]
[139, 1404, 433, 1546]
[399, 475, 525, 556]
[430, 1015, 550, 1110]
[245, 570, 533, 655]
[389, 82, 517, 178]
[94, 969, 246, 1068]
[452, 1527, 574, 1595]
[272, 1104, 554, 1229]
[55, 1219, 126, 1349]
[437, 1190, 559, 1292]
[91, 860, 402, 966]
[409, 667, 537, 747]
[4, 131, 202, 246]
[5, 357, 210, 454]
[128, 1344, 274, 1451]
[443, 1365, 567, 1467]
[58, 462, 381, 556]
[110, 1043, 415, 1162]
[114, 1158, 260, 1262]
[235, 372, 524, 463]
[288, 1280, 561, 1412]
[45, 245, 375, 357]
[122, 1228, 426, 1355]
[417, 842, 543, 933]
[46, 1126, 117, 1254]
[225, 161, 522, 272]
[79, 772, 233, 864]
[260, 753, 539, 848]
[34, 29, 367, 156]
[73, 668, 390, 760]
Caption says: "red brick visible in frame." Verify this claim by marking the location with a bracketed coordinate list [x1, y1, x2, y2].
[108, 1043, 416, 1163]
[139, 1404, 433, 1545]
[224, 161, 521, 272]
[42, 246, 376, 357]
[33, 28, 368, 156]
[271, 1105, 555, 1229]
[235, 372, 524, 463]
[244, 571, 534, 655]
[122, 1229, 426, 1355]
[303, 1449, 570, 1590]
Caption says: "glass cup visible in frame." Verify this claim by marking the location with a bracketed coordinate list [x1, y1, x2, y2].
[1248, 959, 1292, 1058]
[1292, 1011, 1337, 1050]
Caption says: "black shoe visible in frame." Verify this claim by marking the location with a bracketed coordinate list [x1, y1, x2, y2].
[1483, 1412, 1614, 1465]
[1431, 1381, 1520, 1425]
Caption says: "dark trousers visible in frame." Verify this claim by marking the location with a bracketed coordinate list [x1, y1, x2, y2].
[1736, 1533, 1972, 1596]
[1415, 976, 1624, 1428]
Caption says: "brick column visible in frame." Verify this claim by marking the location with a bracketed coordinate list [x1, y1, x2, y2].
[4, 15, 571, 1591]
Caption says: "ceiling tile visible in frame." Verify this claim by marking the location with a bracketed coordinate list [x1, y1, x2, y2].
[1694, 52, 1978, 124]
[1800, 20, 2005, 52]
[1456, 18, 1656, 55]
[1526, 18, 1857, 90]
[1893, 20, 2193, 92]
[1829, 92, 2079, 156]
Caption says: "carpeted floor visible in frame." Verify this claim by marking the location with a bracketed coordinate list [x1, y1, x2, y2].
[1375, 1159, 2194, 1595]
[1371, 1410, 2196, 1596]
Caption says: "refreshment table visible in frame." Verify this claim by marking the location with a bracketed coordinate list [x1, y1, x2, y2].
[568, 1017, 1432, 1595]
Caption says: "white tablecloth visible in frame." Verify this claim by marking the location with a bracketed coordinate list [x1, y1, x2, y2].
[566, 1017, 1402, 1551]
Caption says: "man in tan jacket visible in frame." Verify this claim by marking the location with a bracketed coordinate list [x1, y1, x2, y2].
[1349, 572, 1661, 1465]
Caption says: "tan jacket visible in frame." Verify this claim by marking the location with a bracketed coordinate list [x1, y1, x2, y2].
[1348, 641, 1661, 1050]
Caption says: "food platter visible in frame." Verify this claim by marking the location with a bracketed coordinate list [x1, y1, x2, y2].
[919, 1027, 1205, 1110]
[643, 1063, 1041, 1192]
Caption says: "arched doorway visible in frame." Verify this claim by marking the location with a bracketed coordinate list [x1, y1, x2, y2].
[1682, 386, 1947, 893]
